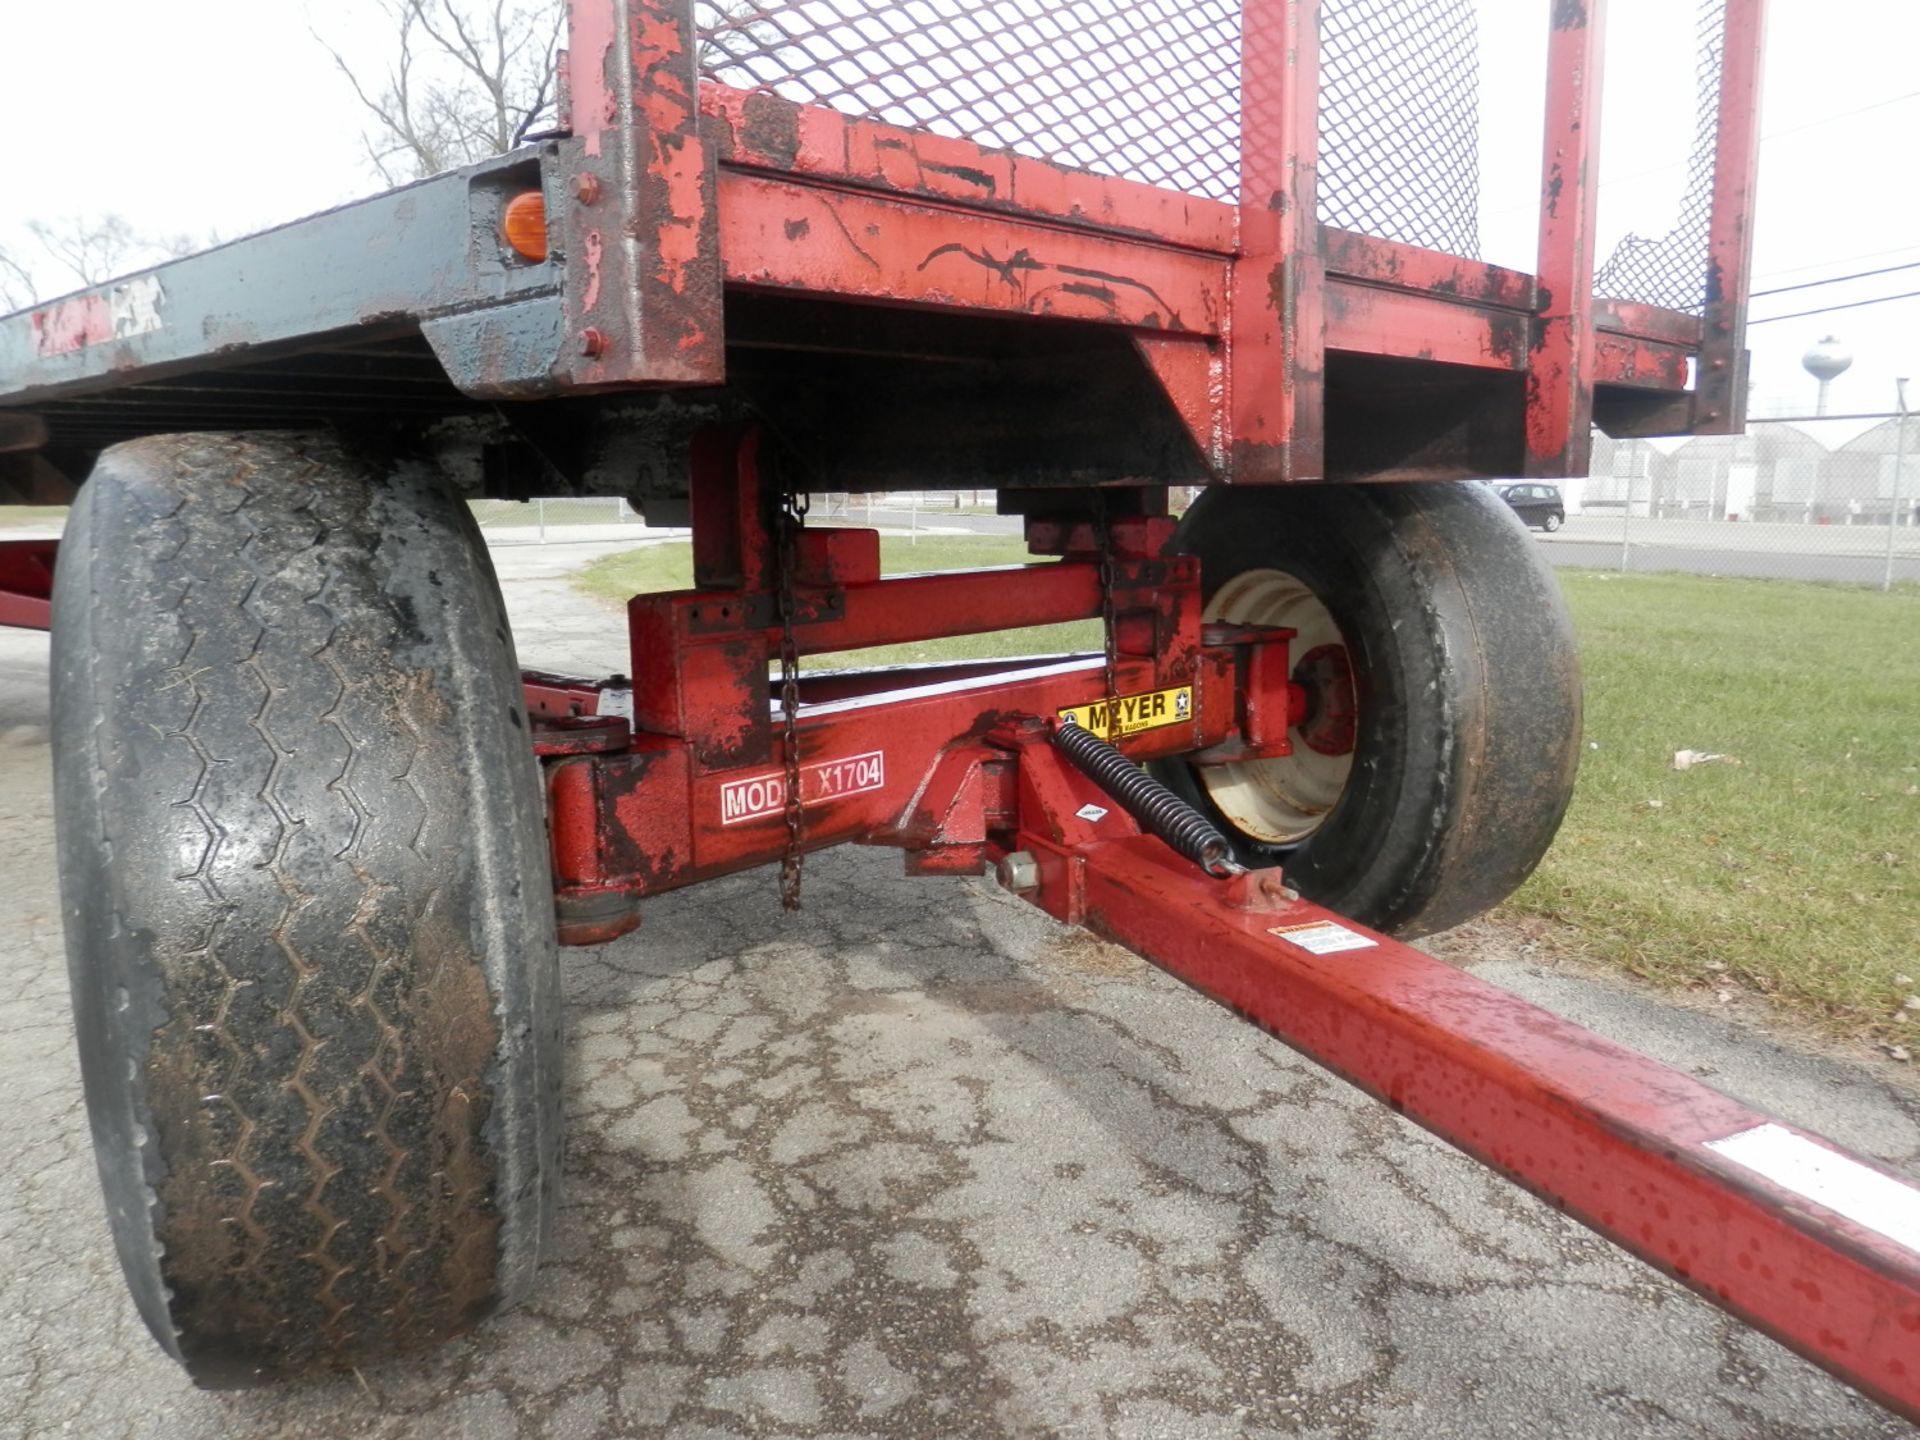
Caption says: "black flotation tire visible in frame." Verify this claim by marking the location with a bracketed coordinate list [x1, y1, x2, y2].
[52, 432, 562, 1386]
[1153, 481, 1583, 938]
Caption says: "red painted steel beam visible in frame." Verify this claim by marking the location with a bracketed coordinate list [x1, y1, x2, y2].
[545, 650, 1239, 901]
[0, 539, 55, 631]
[717, 170, 1225, 336]
[1323, 230, 1538, 311]
[1009, 815, 1920, 1423]
[635, 560, 1107, 665]
[1526, 0, 1607, 477]
[1231, 0, 1325, 482]
[1324, 283, 1529, 372]
[558, 0, 724, 387]
[1593, 331, 1693, 391]
[1595, 299, 1705, 348]
[702, 84, 1239, 256]
[1693, 0, 1767, 434]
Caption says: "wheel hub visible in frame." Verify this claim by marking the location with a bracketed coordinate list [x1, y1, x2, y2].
[1196, 568, 1358, 847]
[1294, 643, 1357, 757]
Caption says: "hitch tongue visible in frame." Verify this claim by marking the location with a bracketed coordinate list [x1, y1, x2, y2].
[1050, 718, 1240, 878]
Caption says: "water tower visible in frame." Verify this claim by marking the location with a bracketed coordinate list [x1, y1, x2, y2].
[1802, 335, 1853, 416]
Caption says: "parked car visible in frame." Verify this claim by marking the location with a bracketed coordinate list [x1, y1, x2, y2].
[1496, 482, 1566, 531]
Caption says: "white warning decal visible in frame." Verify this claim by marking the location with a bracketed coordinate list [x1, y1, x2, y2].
[1267, 920, 1377, 955]
[720, 751, 885, 825]
[1705, 1122, 1920, 1255]
[110, 275, 166, 340]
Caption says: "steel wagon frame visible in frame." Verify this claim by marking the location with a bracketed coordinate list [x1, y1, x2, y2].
[5, 0, 1918, 1423]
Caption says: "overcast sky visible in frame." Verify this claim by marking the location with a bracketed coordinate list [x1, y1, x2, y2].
[1, 0, 1914, 428]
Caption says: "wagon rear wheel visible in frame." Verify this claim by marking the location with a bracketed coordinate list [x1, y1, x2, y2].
[52, 433, 562, 1386]
[1154, 481, 1582, 938]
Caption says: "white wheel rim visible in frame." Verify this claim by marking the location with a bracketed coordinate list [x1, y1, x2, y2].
[1198, 568, 1356, 846]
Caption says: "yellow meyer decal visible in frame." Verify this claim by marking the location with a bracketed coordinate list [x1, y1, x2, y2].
[1058, 685, 1193, 739]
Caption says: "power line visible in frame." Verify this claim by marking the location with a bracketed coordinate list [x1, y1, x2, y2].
[1753, 241, 1920, 283]
[1748, 289, 1920, 326]
[1750, 261, 1920, 299]
[1751, 87, 1920, 143]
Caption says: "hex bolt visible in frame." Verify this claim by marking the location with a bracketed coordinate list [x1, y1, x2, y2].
[996, 850, 1041, 894]
[573, 173, 602, 205]
[578, 328, 608, 358]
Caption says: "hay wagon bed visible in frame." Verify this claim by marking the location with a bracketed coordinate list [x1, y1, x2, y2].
[3, 0, 1917, 1420]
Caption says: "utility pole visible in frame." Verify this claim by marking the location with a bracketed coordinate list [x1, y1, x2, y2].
[1887, 378, 1910, 593]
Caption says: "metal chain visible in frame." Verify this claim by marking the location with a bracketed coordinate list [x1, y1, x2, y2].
[775, 485, 810, 911]
[1093, 493, 1119, 741]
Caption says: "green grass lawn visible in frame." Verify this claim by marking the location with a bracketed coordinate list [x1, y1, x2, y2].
[1504, 571, 1918, 1040]
[576, 532, 1101, 666]
[0, 505, 69, 529]
[577, 539, 1917, 1038]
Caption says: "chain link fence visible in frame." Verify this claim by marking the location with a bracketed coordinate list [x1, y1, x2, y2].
[1566, 419, 1919, 589]
[469, 497, 652, 545]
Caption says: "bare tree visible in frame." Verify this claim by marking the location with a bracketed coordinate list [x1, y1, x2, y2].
[697, 2, 783, 71]
[27, 215, 150, 289]
[0, 215, 202, 310]
[0, 246, 33, 312]
[318, 0, 564, 184]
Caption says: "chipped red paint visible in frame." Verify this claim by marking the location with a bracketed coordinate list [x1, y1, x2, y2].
[1324, 229, 1538, 310]
[1133, 334, 1226, 472]
[1525, 0, 1606, 476]
[1692, 0, 1766, 433]
[1593, 331, 1691, 391]
[1594, 299, 1704, 348]
[1324, 285, 1529, 372]
[0, 1, 1769, 474]
[1229, 0, 1324, 483]
[718, 171, 1223, 333]
[701, 83, 1239, 255]
[556, 0, 723, 387]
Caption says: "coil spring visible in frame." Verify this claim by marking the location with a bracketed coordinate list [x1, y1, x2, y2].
[1051, 720, 1238, 878]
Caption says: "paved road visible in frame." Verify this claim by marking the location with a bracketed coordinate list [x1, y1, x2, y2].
[3, 555, 1918, 1439]
[1539, 516, 1920, 585]
[1539, 539, 1913, 584]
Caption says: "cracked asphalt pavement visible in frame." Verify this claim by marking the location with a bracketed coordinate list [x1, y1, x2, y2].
[2, 541, 1916, 1438]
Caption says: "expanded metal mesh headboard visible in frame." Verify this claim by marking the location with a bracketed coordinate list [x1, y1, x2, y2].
[1592, 0, 1729, 315]
[696, 0, 1482, 256]
[697, 0, 1738, 308]
[696, 0, 1244, 203]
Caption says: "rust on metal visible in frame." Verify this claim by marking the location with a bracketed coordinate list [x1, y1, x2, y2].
[1525, 0, 1606, 476]
[557, 0, 724, 388]
[1229, 0, 1325, 483]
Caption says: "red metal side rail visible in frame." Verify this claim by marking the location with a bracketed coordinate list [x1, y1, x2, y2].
[997, 744, 1920, 1422]
[549, 0, 1766, 479]
[1525, 0, 1606, 477]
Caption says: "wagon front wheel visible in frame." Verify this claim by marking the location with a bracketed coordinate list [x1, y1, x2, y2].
[52, 433, 563, 1386]
[1153, 480, 1583, 938]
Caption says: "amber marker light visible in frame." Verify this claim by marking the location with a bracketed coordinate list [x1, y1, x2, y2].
[502, 191, 549, 262]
